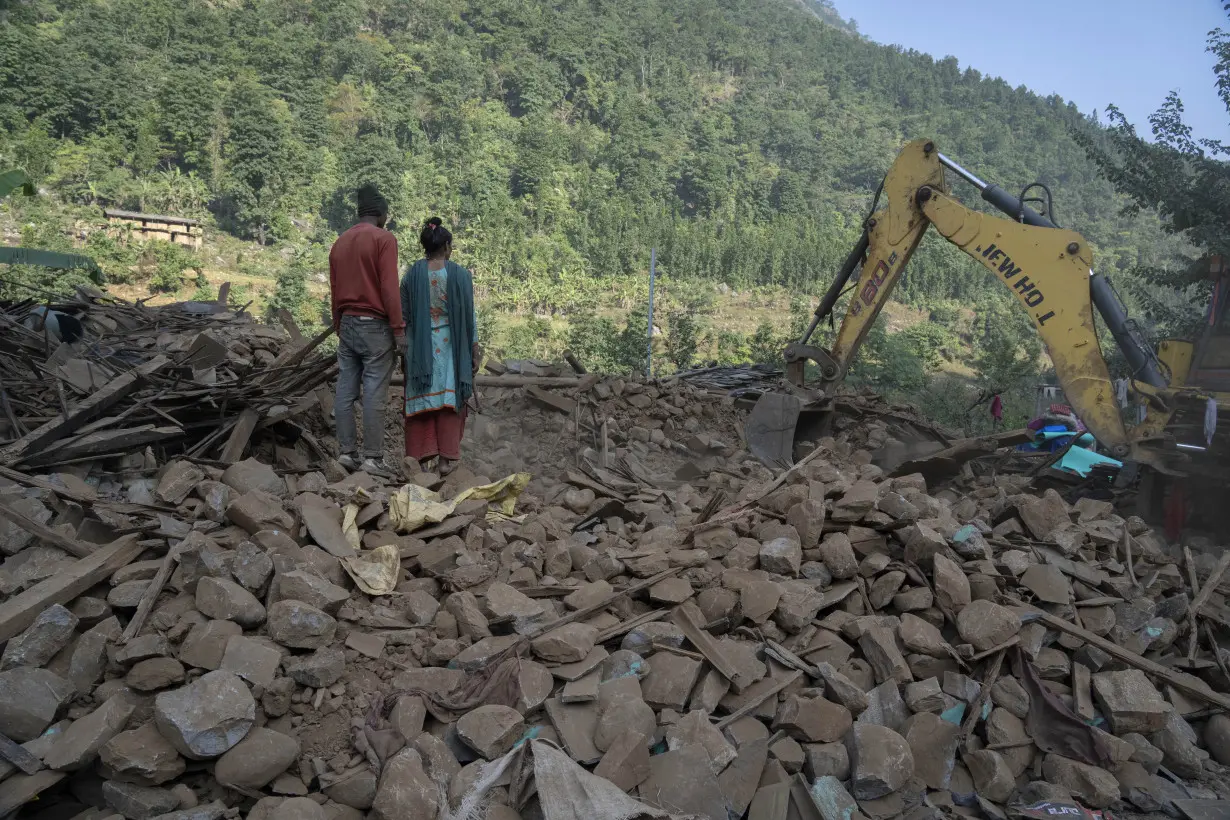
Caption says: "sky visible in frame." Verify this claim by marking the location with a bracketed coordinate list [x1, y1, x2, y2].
[836, 0, 1228, 143]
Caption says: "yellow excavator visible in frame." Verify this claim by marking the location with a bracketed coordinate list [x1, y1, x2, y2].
[782, 139, 1229, 522]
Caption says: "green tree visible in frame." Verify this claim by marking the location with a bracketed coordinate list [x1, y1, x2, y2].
[1074, 6, 1230, 307]
[220, 79, 295, 244]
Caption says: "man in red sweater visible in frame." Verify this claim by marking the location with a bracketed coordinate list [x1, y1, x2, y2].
[328, 185, 405, 473]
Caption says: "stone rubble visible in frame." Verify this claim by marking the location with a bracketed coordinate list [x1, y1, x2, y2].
[1, 362, 1230, 820]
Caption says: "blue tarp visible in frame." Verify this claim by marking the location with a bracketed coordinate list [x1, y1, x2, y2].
[1017, 426, 1122, 477]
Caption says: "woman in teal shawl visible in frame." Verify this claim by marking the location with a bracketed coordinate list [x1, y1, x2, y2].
[399, 217, 479, 475]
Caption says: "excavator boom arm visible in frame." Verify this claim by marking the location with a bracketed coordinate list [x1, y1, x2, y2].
[791, 139, 1134, 457]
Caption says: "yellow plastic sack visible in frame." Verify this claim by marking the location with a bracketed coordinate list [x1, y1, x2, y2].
[389, 472, 531, 533]
[340, 544, 401, 596]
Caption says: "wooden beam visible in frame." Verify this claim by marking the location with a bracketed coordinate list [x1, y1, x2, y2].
[0, 498, 93, 558]
[0, 732, 42, 775]
[0, 355, 171, 465]
[1034, 611, 1230, 711]
[219, 408, 260, 464]
[0, 535, 142, 643]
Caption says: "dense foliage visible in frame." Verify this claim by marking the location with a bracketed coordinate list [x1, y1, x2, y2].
[0, 0, 1213, 432]
[1075, 5, 1230, 340]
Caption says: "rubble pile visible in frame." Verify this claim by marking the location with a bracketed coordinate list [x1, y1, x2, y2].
[0, 289, 336, 471]
[2, 342, 1230, 820]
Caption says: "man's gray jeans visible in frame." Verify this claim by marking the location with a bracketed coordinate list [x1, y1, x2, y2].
[334, 315, 396, 459]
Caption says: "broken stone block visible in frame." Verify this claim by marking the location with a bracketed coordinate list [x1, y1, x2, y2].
[1203, 714, 1230, 766]
[158, 461, 205, 504]
[847, 723, 914, 800]
[810, 776, 867, 820]
[965, 749, 1015, 802]
[195, 576, 266, 628]
[986, 707, 1033, 777]
[128, 657, 187, 691]
[371, 747, 440, 820]
[154, 669, 256, 759]
[0, 603, 78, 670]
[869, 570, 906, 609]
[858, 680, 909, 733]
[833, 481, 879, 522]
[665, 709, 737, 773]
[43, 692, 136, 770]
[115, 634, 171, 666]
[456, 705, 525, 759]
[327, 767, 377, 810]
[804, 742, 850, 781]
[484, 582, 545, 621]
[1091, 669, 1168, 735]
[1151, 710, 1206, 778]
[1016, 490, 1071, 540]
[775, 583, 825, 633]
[788, 499, 826, 548]
[1041, 754, 1119, 808]
[214, 727, 300, 789]
[226, 489, 294, 534]
[899, 613, 948, 658]
[955, 599, 1019, 651]
[931, 554, 970, 615]
[641, 652, 701, 711]
[271, 797, 327, 820]
[221, 458, 285, 496]
[594, 729, 651, 791]
[816, 661, 870, 713]
[774, 695, 852, 743]
[266, 600, 337, 649]
[648, 576, 693, 604]
[100, 722, 186, 786]
[859, 626, 913, 684]
[892, 587, 933, 612]
[902, 712, 959, 790]
[531, 623, 598, 663]
[760, 537, 802, 576]
[232, 540, 273, 592]
[904, 678, 945, 714]
[102, 780, 180, 820]
[990, 676, 1030, 720]
[271, 570, 349, 614]
[639, 744, 726, 820]
[902, 522, 947, 566]
[943, 671, 981, 704]
[819, 533, 858, 579]
[0, 666, 75, 741]
[220, 636, 282, 688]
[179, 620, 243, 671]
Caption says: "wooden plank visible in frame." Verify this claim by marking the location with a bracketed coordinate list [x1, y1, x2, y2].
[1034, 611, 1230, 711]
[715, 672, 803, 730]
[0, 466, 98, 505]
[0, 536, 142, 643]
[257, 326, 333, 385]
[0, 497, 93, 558]
[673, 602, 755, 692]
[0, 732, 42, 775]
[1189, 552, 1230, 659]
[0, 355, 171, 465]
[119, 545, 180, 644]
[219, 408, 260, 464]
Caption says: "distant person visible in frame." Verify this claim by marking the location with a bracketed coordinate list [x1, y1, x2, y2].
[328, 184, 404, 474]
[400, 217, 479, 476]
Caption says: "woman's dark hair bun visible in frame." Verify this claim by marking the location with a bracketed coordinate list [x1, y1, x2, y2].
[420, 217, 453, 255]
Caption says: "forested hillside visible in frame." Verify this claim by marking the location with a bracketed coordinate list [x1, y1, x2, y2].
[0, 0, 1200, 429]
